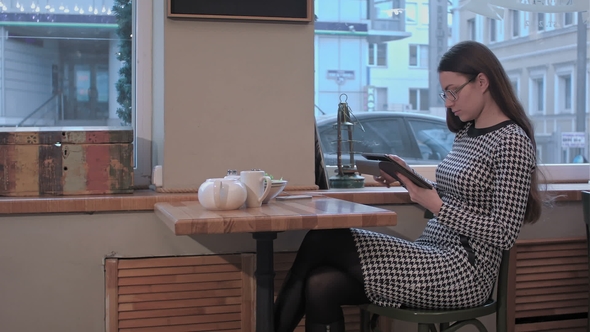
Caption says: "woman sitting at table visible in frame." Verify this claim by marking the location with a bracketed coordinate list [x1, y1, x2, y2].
[273, 40, 544, 332]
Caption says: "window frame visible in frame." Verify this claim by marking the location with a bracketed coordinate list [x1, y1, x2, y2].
[489, 18, 497, 43]
[467, 18, 476, 41]
[507, 71, 521, 97]
[409, 44, 428, 68]
[511, 10, 520, 38]
[405, 2, 417, 24]
[409, 88, 429, 111]
[376, 87, 388, 111]
[334, 163, 589, 186]
[537, 13, 545, 31]
[563, 12, 574, 26]
[368, 43, 388, 67]
[554, 64, 575, 114]
[372, 0, 396, 20]
[529, 68, 547, 115]
[418, 3, 429, 25]
[406, 164, 590, 184]
[133, 1, 153, 187]
[587, 63, 590, 115]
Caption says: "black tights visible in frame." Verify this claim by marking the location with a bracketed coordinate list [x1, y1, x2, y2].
[288, 228, 369, 324]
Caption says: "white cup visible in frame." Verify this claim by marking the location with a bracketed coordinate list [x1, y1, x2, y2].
[240, 170, 273, 208]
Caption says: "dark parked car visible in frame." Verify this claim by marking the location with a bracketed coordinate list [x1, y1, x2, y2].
[316, 112, 455, 166]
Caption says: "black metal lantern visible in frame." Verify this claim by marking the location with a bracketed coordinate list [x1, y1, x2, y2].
[328, 94, 365, 189]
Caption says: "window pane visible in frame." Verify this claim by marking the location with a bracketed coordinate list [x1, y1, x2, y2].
[489, 19, 496, 42]
[368, 44, 376, 65]
[535, 78, 544, 112]
[537, 13, 545, 31]
[374, 0, 394, 19]
[76, 66, 91, 102]
[409, 89, 418, 110]
[377, 44, 387, 66]
[563, 75, 572, 110]
[315, 1, 589, 167]
[512, 10, 520, 37]
[409, 45, 417, 66]
[564, 12, 574, 26]
[406, 3, 417, 23]
[419, 88, 429, 111]
[0, 0, 132, 127]
[376, 87, 388, 110]
[511, 80, 519, 95]
[419, 45, 428, 68]
[467, 18, 476, 40]
[419, 4, 429, 25]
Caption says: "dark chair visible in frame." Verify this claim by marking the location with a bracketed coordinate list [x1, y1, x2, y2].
[582, 191, 590, 332]
[359, 249, 510, 332]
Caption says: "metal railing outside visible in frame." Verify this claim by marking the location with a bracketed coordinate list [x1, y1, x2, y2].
[16, 93, 63, 127]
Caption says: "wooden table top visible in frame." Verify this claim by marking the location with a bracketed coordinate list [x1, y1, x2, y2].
[155, 197, 398, 235]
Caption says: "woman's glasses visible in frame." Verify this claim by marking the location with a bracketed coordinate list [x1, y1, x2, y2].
[439, 77, 476, 102]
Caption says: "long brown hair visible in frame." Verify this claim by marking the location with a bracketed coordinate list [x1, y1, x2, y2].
[437, 41, 542, 224]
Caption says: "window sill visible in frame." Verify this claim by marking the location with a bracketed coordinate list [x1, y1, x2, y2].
[0, 183, 588, 215]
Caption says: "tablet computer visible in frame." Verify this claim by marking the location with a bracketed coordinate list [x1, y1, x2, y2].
[357, 153, 433, 189]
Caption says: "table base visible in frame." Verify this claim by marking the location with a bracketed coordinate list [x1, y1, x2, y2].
[253, 231, 278, 332]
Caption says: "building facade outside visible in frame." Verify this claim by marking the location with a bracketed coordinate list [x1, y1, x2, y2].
[314, 0, 450, 117]
[451, 3, 589, 163]
[314, 0, 589, 165]
[314, 0, 411, 116]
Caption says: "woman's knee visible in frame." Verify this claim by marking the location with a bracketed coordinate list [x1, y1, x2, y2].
[304, 266, 338, 303]
[304, 266, 367, 310]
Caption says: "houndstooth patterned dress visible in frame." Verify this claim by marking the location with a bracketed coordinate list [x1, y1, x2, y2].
[351, 120, 535, 309]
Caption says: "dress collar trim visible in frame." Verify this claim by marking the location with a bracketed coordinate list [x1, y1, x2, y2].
[467, 120, 515, 137]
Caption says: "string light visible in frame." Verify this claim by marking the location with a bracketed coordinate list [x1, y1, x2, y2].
[2, 1, 115, 15]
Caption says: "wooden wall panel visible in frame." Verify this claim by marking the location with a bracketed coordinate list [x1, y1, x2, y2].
[105, 254, 245, 332]
[513, 237, 589, 331]
[515, 318, 587, 332]
[105, 252, 392, 332]
[106, 259, 119, 332]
